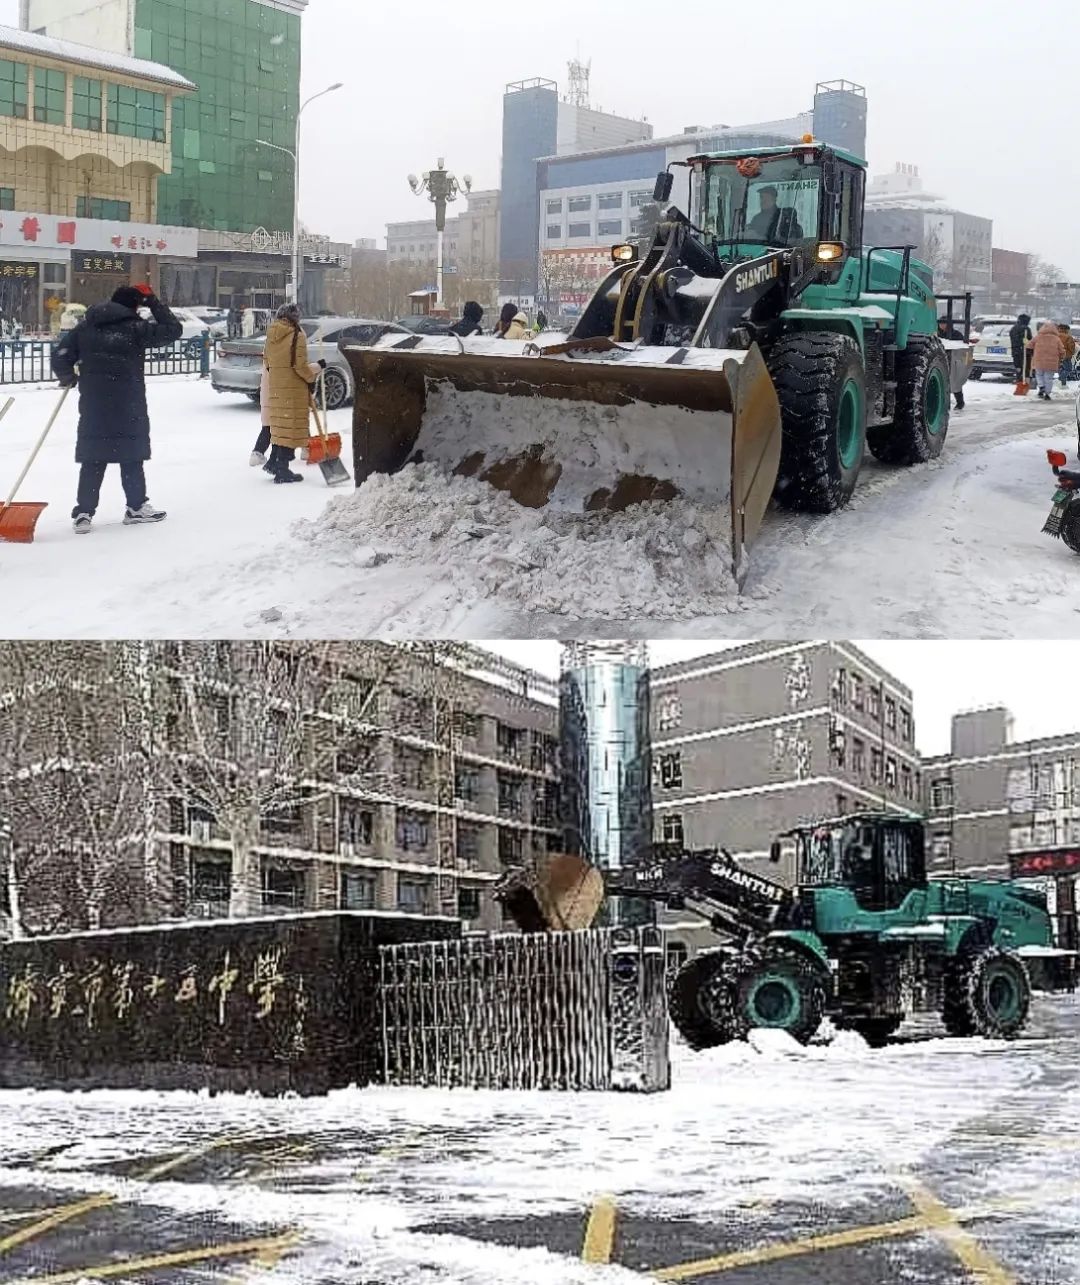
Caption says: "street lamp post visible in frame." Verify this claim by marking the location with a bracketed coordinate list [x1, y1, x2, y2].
[257, 80, 342, 307]
[408, 159, 471, 310]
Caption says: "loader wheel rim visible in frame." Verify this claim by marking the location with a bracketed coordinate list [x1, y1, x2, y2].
[986, 967, 1022, 1023]
[925, 368, 947, 435]
[748, 975, 800, 1027]
[837, 379, 862, 469]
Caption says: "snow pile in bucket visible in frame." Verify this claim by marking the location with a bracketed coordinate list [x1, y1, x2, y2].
[297, 464, 743, 620]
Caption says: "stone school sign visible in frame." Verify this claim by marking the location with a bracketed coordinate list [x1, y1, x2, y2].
[0, 912, 458, 1095]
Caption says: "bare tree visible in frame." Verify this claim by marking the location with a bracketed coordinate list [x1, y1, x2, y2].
[1028, 257, 1064, 290]
[919, 225, 953, 287]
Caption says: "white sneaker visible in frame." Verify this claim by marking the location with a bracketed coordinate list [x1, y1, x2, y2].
[73, 513, 92, 535]
[123, 502, 167, 525]
[249, 451, 266, 467]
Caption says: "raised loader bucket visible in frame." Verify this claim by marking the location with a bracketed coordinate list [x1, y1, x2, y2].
[0, 502, 48, 544]
[497, 853, 606, 934]
[343, 334, 782, 579]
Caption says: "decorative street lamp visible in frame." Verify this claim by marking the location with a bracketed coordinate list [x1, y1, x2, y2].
[408, 159, 471, 309]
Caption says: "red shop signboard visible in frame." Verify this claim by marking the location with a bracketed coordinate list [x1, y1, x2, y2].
[1010, 849, 1080, 877]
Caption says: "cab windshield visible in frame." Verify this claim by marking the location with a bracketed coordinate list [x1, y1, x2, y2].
[800, 822, 871, 886]
[701, 155, 820, 250]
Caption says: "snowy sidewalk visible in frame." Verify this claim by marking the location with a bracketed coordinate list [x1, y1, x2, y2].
[0, 375, 1075, 639]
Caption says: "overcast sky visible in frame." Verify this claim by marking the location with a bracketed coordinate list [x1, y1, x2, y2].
[479, 641, 1077, 758]
[1, 0, 1074, 275]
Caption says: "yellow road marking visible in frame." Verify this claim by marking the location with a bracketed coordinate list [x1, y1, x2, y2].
[0, 1207, 66, 1226]
[581, 1197, 617, 1265]
[4, 1232, 300, 1284]
[137, 1132, 251, 1181]
[654, 1213, 929, 1280]
[903, 1179, 1016, 1285]
[0, 1195, 115, 1257]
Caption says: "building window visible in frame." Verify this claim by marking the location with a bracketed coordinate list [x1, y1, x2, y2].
[597, 219, 623, 237]
[397, 877, 428, 913]
[191, 858, 230, 911]
[832, 668, 847, 706]
[106, 83, 166, 141]
[71, 75, 102, 131]
[498, 828, 524, 864]
[900, 708, 913, 743]
[32, 67, 66, 124]
[75, 197, 132, 222]
[851, 673, 864, 710]
[657, 692, 683, 731]
[0, 59, 28, 120]
[1034, 819, 1056, 847]
[885, 696, 897, 731]
[496, 721, 526, 760]
[546, 224, 562, 240]
[545, 198, 563, 215]
[660, 813, 684, 846]
[341, 871, 375, 910]
[658, 753, 683, 789]
[568, 223, 591, 239]
[0, 188, 13, 211]
[836, 794, 847, 816]
[868, 686, 882, 719]
[930, 833, 952, 864]
[456, 822, 482, 867]
[930, 778, 954, 810]
[452, 709, 480, 740]
[454, 764, 480, 804]
[851, 737, 865, 775]
[1006, 766, 1031, 812]
[901, 764, 913, 799]
[395, 746, 429, 791]
[396, 809, 429, 852]
[339, 802, 373, 849]
[262, 865, 304, 910]
[870, 747, 883, 783]
[1009, 824, 1032, 850]
[630, 190, 652, 208]
[497, 772, 524, 818]
[885, 756, 898, 790]
[458, 886, 481, 921]
[829, 720, 846, 767]
[568, 195, 592, 212]
[598, 192, 623, 210]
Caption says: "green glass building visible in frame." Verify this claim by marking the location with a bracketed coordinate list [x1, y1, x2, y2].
[133, 0, 301, 232]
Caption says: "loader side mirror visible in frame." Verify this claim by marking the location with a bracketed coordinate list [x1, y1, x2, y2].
[769, 840, 783, 864]
[654, 171, 674, 203]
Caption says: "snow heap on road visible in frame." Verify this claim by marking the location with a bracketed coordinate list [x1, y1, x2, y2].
[297, 464, 745, 621]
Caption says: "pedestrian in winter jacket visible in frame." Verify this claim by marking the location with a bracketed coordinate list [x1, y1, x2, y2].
[1057, 324, 1076, 385]
[52, 284, 182, 535]
[495, 302, 530, 340]
[263, 303, 323, 484]
[449, 300, 484, 337]
[1009, 313, 1032, 378]
[1029, 321, 1066, 400]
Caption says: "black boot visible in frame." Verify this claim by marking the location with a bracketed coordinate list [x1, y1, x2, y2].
[269, 445, 303, 484]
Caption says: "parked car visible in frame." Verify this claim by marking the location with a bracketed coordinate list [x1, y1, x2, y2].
[210, 317, 409, 408]
[970, 319, 1017, 380]
[395, 314, 454, 336]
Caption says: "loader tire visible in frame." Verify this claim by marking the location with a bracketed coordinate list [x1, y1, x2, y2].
[1060, 500, 1080, 555]
[668, 950, 742, 1049]
[943, 947, 1031, 1039]
[733, 950, 827, 1045]
[868, 336, 951, 465]
[769, 331, 867, 513]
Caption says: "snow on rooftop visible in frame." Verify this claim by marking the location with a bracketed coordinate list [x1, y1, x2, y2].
[0, 24, 196, 92]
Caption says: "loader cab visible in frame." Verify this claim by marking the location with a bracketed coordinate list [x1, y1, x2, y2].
[792, 814, 927, 912]
[692, 142, 865, 277]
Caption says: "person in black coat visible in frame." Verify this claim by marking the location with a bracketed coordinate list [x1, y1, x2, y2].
[52, 284, 183, 535]
[449, 300, 484, 337]
[1009, 313, 1032, 380]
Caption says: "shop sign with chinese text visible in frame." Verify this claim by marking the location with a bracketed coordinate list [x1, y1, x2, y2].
[0, 211, 198, 259]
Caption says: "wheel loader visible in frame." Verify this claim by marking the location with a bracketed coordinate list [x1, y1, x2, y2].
[343, 138, 969, 578]
[497, 815, 1077, 1049]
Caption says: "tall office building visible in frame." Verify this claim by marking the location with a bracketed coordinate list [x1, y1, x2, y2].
[812, 80, 867, 162]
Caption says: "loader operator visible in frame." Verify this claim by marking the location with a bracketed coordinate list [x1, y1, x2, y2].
[747, 186, 804, 246]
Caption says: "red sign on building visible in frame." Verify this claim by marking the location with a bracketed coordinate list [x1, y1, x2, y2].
[1010, 849, 1080, 878]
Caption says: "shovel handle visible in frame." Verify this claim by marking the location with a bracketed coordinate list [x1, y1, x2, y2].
[0, 386, 69, 513]
[308, 387, 329, 444]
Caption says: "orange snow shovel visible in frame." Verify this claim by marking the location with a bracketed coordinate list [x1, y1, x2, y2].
[0, 387, 69, 544]
[307, 380, 350, 487]
[1014, 346, 1031, 396]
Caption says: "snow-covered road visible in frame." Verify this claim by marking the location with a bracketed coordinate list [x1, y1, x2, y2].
[0, 997, 1078, 1283]
[0, 375, 1076, 639]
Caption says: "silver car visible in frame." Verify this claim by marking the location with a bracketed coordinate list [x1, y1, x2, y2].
[210, 316, 408, 410]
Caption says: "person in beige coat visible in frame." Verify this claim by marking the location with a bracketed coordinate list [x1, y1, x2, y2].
[263, 303, 323, 483]
[1028, 321, 1066, 401]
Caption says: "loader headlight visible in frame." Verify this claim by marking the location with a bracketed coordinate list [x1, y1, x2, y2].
[816, 241, 846, 263]
[611, 243, 638, 264]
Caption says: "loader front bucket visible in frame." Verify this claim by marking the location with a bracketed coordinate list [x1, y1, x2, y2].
[497, 853, 605, 934]
[343, 335, 782, 579]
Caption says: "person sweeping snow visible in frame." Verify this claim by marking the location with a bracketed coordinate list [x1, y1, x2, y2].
[262, 303, 324, 484]
[52, 284, 182, 535]
[1029, 321, 1066, 401]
